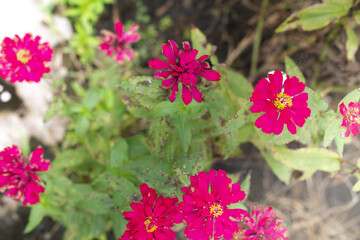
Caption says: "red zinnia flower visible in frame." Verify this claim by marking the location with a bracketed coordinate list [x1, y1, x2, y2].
[98, 21, 140, 63]
[148, 40, 221, 105]
[174, 169, 247, 240]
[238, 206, 288, 240]
[120, 183, 178, 240]
[0, 33, 53, 83]
[339, 102, 360, 137]
[0, 145, 50, 205]
[250, 70, 311, 135]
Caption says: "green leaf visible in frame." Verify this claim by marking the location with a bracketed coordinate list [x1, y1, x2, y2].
[305, 87, 329, 116]
[111, 211, 127, 239]
[171, 111, 192, 152]
[337, 89, 360, 110]
[354, 10, 360, 24]
[284, 57, 306, 83]
[240, 172, 251, 201]
[261, 150, 292, 184]
[190, 27, 212, 57]
[323, 116, 342, 148]
[273, 147, 341, 172]
[75, 115, 90, 136]
[78, 194, 113, 214]
[110, 138, 129, 167]
[344, 25, 359, 61]
[152, 101, 180, 116]
[276, 0, 352, 32]
[353, 180, 360, 192]
[335, 134, 345, 157]
[224, 69, 253, 99]
[353, 173, 360, 192]
[83, 88, 100, 110]
[175, 168, 191, 187]
[24, 204, 45, 233]
[228, 201, 248, 211]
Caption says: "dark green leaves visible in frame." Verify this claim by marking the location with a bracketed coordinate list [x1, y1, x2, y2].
[110, 138, 129, 167]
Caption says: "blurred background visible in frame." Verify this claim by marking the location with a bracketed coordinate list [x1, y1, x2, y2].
[1, 0, 360, 239]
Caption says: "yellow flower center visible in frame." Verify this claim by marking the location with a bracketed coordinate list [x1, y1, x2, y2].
[16, 49, 31, 64]
[144, 217, 157, 233]
[346, 107, 360, 124]
[210, 203, 223, 218]
[273, 93, 292, 110]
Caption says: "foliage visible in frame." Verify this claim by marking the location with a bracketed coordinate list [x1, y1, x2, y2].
[17, 0, 360, 239]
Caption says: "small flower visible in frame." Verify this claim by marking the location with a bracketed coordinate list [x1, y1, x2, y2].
[120, 183, 178, 240]
[0, 33, 53, 83]
[0, 145, 50, 205]
[339, 102, 360, 137]
[250, 71, 311, 135]
[174, 169, 247, 240]
[238, 206, 288, 240]
[148, 40, 221, 105]
[98, 21, 140, 63]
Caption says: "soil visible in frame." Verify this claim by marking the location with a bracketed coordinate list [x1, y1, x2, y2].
[2, 0, 360, 239]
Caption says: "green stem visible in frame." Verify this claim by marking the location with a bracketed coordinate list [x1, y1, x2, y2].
[250, 0, 269, 77]
[310, 24, 341, 89]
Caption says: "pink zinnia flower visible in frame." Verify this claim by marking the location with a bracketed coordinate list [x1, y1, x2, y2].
[0, 145, 50, 205]
[238, 206, 288, 240]
[98, 21, 140, 63]
[120, 183, 178, 240]
[148, 40, 221, 105]
[174, 169, 247, 240]
[0, 33, 53, 83]
[250, 70, 311, 135]
[339, 102, 360, 137]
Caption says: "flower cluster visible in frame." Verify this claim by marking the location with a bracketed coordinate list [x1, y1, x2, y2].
[98, 21, 140, 63]
[120, 183, 178, 240]
[236, 206, 288, 240]
[0, 33, 53, 83]
[339, 102, 360, 137]
[0, 145, 50, 205]
[120, 170, 248, 240]
[149, 40, 221, 105]
[250, 71, 311, 135]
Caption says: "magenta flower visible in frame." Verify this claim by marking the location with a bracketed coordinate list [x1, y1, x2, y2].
[0, 33, 53, 83]
[174, 169, 247, 240]
[250, 71, 311, 135]
[120, 183, 178, 240]
[98, 21, 140, 63]
[239, 206, 288, 240]
[148, 40, 221, 105]
[339, 102, 360, 137]
[0, 145, 50, 205]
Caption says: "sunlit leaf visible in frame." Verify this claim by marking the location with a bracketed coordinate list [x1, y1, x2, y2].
[273, 146, 340, 172]
[284, 56, 306, 83]
[276, 0, 352, 32]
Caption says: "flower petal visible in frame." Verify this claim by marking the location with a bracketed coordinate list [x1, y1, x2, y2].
[148, 59, 170, 69]
[199, 69, 221, 81]
[114, 21, 124, 37]
[182, 84, 193, 105]
[162, 43, 175, 62]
